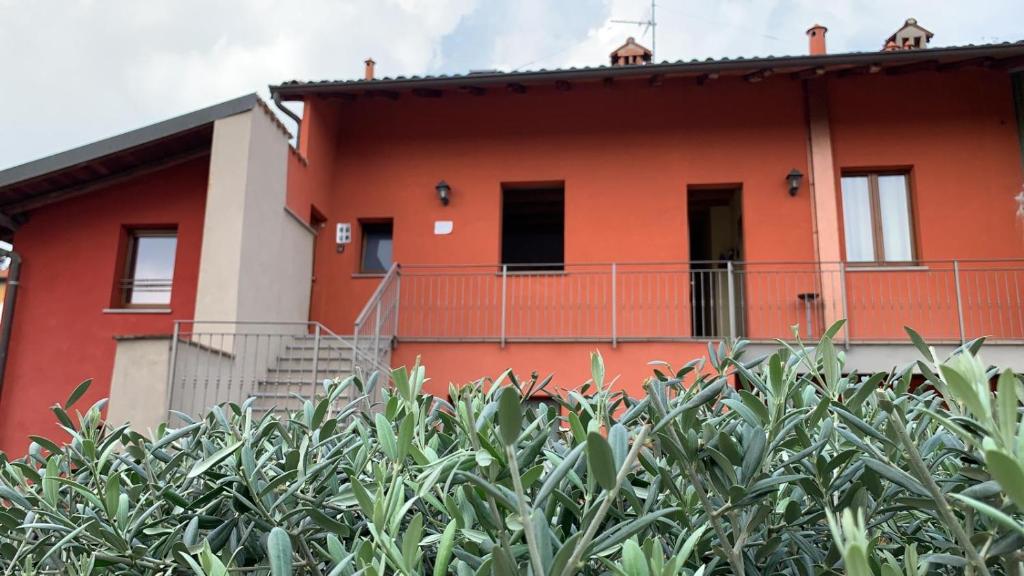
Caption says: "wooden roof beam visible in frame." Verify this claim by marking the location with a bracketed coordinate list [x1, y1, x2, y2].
[838, 63, 882, 78]
[365, 89, 400, 100]
[412, 88, 443, 98]
[696, 72, 719, 86]
[792, 66, 826, 80]
[507, 83, 527, 94]
[648, 74, 664, 87]
[1, 148, 210, 215]
[994, 55, 1024, 72]
[937, 57, 995, 72]
[459, 86, 487, 96]
[885, 60, 939, 75]
[744, 68, 774, 83]
[0, 211, 21, 233]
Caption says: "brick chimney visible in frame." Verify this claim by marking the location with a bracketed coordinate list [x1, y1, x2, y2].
[364, 58, 376, 81]
[806, 24, 827, 55]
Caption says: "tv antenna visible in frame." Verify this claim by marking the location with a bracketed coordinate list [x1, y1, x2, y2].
[611, 1, 657, 60]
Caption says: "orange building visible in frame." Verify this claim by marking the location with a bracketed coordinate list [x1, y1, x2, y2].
[0, 19, 1023, 452]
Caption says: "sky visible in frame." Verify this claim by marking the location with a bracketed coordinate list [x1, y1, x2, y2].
[1, 0, 1022, 170]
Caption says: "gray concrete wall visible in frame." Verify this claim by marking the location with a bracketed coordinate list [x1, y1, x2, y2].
[107, 337, 171, 434]
[745, 342, 1024, 373]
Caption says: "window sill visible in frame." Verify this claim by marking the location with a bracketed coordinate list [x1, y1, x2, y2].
[352, 273, 386, 279]
[103, 308, 172, 314]
[845, 264, 929, 272]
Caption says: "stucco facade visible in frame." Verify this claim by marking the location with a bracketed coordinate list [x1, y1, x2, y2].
[283, 65, 1024, 397]
[0, 103, 302, 453]
[0, 37, 1023, 452]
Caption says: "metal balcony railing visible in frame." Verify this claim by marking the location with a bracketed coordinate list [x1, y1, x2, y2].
[166, 321, 388, 418]
[119, 277, 172, 306]
[393, 260, 1024, 345]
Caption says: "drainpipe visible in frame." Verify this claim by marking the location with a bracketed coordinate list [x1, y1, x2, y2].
[1012, 72, 1024, 174]
[273, 92, 302, 150]
[0, 250, 22, 394]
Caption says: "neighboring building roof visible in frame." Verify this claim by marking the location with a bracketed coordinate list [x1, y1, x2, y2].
[0, 93, 262, 219]
[270, 41, 1024, 100]
[610, 37, 652, 66]
[887, 18, 935, 43]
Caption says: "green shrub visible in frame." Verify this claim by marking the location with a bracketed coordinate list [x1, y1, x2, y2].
[1, 322, 1024, 574]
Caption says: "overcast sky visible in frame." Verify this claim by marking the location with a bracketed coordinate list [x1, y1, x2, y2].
[2, 0, 1022, 170]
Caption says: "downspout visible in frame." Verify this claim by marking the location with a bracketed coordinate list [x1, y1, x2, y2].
[0, 250, 22, 394]
[273, 92, 302, 150]
[1012, 72, 1024, 173]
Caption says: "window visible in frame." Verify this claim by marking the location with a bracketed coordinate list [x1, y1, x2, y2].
[502, 184, 564, 271]
[121, 230, 177, 306]
[360, 221, 393, 274]
[841, 172, 914, 263]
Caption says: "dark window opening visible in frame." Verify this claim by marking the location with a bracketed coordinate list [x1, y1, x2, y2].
[360, 220, 393, 274]
[120, 229, 177, 307]
[501, 185, 564, 271]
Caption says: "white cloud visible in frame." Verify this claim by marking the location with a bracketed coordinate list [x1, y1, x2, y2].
[1, 0, 1021, 170]
[0, 0, 478, 168]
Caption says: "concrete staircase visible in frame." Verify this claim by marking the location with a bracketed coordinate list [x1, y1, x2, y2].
[251, 334, 358, 415]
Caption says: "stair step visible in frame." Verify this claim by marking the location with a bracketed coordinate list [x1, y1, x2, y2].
[274, 352, 354, 360]
[252, 391, 317, 400]
[267, 365, 353, 373]
[257, 380, 318, 387]
[284, 346, 354, 355]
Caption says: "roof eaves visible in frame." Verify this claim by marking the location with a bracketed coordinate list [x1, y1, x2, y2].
[269, 41, 1024, 98]
[0, 93, 260, 190]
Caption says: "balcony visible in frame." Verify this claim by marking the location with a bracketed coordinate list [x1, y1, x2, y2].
[160, 260, 1022, 419]
[391, 260, 1024, 345]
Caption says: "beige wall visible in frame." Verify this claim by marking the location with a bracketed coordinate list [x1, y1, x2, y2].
[235, 108, 314, 325]
[107, 337, 171, 433]
[194, 108, 314, 329]
[109, 105, 313, 428]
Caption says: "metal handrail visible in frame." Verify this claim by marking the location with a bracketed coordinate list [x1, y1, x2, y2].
[166, 320, 384, 419]
[353, 263, 401, 380]
[354, 263, 401, 328]
[397, 258, 1024, 270]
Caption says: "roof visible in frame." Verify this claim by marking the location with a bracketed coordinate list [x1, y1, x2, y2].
[887, 18, 935, 43]
[610, 37, 652, 58]
[0, 93, 263, 220]
[270, 41, 1024, 100]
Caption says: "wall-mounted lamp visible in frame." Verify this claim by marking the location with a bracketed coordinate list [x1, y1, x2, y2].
[787, 169, 804, 196]
[435, 180, 451, 206]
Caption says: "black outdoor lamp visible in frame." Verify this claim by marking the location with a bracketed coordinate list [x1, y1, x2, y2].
[787, 169, 804, 196]
[435, 180, 451, 206]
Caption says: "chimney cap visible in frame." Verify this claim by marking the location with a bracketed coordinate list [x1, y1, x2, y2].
[806, 23, 828, 35]
[885, 17, 934, 44]
[609, 36, 653, 66]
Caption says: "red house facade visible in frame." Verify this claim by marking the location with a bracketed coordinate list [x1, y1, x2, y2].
[0, 21, 1023, 452]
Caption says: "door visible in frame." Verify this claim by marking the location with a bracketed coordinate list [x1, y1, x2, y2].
[688, 187, 744, 338]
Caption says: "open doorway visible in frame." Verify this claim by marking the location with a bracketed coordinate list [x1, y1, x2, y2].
[688, 187, 744, 338]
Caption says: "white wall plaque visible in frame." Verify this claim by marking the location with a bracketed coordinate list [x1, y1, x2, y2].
[434, 220, 453, 235]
